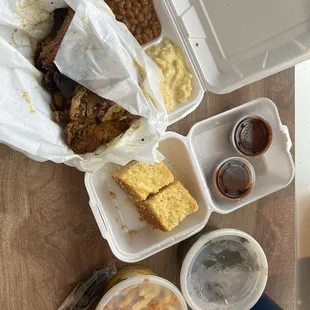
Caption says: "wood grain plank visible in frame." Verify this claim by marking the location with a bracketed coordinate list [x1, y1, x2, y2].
[0, 68, 295, 310]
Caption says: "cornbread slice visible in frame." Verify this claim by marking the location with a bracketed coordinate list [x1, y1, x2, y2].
[137, 181, 198, 232]
[112, 161, 174, 202]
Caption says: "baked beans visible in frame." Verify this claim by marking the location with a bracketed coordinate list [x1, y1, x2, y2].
[105, 0, 162, 45]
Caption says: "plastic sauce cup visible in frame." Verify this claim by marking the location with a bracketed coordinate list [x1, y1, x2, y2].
[213, 157, 256, 200]
[230, 115, 273, 157]
[180, 229, 268, 310]
[96, 275, 188, 310]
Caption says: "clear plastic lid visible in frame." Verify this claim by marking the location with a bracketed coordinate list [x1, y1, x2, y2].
[180, 229, 268, 310]
[231, 116, 273, 157]
[166, 0, 310, 93]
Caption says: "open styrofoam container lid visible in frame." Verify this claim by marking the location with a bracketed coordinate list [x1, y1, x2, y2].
[166, 0, 310, 94]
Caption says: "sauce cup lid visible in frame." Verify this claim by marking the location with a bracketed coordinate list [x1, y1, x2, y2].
[214, 157, 256, 200]
[231, 115, 272, 157]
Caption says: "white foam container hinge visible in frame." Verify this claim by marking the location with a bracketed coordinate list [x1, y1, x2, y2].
[85, 98, 294, 263]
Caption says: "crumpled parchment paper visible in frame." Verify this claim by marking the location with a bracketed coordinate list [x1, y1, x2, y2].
[0, 0, 167, 172]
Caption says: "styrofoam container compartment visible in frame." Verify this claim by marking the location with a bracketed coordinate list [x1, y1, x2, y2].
[85, 98, 294, 262]
[147, 0, 310, 124]
[145, 1, 205, 125]
[85, 132, 212, 263]
[188, 98, 294, 214]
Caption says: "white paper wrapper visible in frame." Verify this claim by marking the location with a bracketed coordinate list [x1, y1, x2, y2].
[0, 0, 167, 172]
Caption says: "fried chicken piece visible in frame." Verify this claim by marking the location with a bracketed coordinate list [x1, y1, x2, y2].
[101, 103, 128, 122]
[53, 71, 78, 99]
[51, 92, 66, 111]
[34, 8, 140, 154]
[54, 110, 70, 123]
[65, 120, 130, 154]
[70, 86, 121, 123]
[42, 70, 58, 93]
[66, 88, 140, 152]
[50, 92, 72, 123]
[34, 8, 74, 71]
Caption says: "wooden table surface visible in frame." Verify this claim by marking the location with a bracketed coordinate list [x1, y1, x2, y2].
[0, 68, 295, 310]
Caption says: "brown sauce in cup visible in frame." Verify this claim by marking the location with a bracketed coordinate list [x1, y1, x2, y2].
[234, 116, 272, 156]
[215, 159, 255, 200]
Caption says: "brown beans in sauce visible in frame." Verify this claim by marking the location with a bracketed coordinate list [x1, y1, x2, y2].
[105, 0, 161, 45]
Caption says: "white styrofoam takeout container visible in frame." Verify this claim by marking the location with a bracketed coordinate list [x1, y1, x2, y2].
[85, 98, 294, 263]
[150, 0, 310, 124]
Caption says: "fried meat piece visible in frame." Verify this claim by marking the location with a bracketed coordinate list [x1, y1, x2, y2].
[70, 86, 124, 123]
[54, 110, 70, 123]
[34, 8, 140, 154]
[50, 92, 72, 123]
[34, 8, 74, 71]
[65, 120, 130, 154]
[41, 70, 58, 93]
[53, 71, 78, 99]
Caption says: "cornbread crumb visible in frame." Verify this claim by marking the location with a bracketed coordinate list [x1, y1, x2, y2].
[137, 181, 198, 232]
[128, 230, 137, 237]
[109, 191, 116, 200]
[112, 161, 174, 202]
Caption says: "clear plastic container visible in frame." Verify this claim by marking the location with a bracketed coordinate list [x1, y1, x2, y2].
[85, 98, 294, 263]
[180, 229, 268, 310]
[96, 275, 188, 310]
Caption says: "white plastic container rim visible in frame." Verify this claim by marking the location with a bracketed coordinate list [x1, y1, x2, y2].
[96, 275, 188, 310]
[180, 228, 268, 310]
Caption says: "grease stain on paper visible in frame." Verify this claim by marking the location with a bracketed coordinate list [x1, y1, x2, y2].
[21, 89, 35, 113]
[16, 0, 52, 34]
